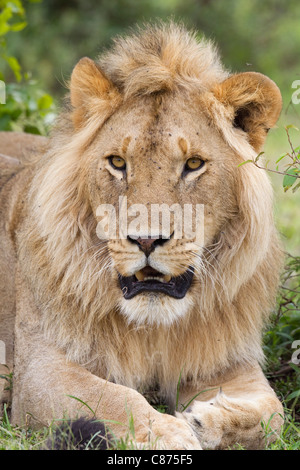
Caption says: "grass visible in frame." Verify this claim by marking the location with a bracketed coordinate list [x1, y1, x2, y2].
[0, 399, 299, 450]
[0, 405, 49, 450]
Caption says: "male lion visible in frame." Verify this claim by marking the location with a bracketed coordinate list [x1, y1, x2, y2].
[0, 23, 284, 450]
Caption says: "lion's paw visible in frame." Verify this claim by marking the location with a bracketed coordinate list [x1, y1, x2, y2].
[177, 398, 225, 449]
[137, 413, 202, 450]
[177, 391, 268, 450]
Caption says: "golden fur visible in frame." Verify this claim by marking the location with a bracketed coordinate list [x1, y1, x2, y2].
[0, 23, 284, 449]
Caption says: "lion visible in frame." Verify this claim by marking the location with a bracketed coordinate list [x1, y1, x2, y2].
[0, 23, 284, 450]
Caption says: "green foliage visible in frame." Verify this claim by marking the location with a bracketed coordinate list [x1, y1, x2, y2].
[283, 168, 299, 191]
[262, 179, 300, 432]
[240, 127, 300, 192]
[269, 270, 299, 425]
[0, 81, 56, 134]
[277, 126, 300, 192]
[0, 0, 32, 81]
[263, 408, 300, 450]
[0, 0, 56, 135]
[0, 405, 49, 449]
[4, 0, 297, 103]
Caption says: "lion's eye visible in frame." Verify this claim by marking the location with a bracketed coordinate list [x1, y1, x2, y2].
[109, 156, 126, 171]
[185, 157, 205, 172]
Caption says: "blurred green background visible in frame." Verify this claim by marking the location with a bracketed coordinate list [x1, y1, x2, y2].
[1, 0, 300, 253]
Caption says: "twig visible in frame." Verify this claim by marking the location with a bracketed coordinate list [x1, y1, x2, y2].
[285, 127, 298, 160]
[254, 162, 300, 178]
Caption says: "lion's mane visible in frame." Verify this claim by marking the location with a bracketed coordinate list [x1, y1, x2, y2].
[19, 23, 283, 398]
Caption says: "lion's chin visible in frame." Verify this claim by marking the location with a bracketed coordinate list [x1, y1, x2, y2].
[118, 292, 194, 327]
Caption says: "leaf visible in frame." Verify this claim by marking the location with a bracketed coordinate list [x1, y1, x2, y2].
[6, 1, 25, 15]
[237, 159, 253, 167]
[0, 21, 10, 36]
[10, 21, 27, 32]
[37, 93, 53, 110]
[276, 153, 288, 164]
[283, 168, 298, 190]
[292, 182, 300, 193]
[0, 114, 11, 130]
[286, 390, 300, 401]
[5, 55, 22, 81]
[24, 124, 41, 135]
[0, 6, 13, 24]
[255, 151, 264, 162]
[285, 124, 299, 131]
[289, 363, 300, 374]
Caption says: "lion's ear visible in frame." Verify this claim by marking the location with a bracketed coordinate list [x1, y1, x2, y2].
[213, 72, 282, 151]
[70, 57, 120, 128]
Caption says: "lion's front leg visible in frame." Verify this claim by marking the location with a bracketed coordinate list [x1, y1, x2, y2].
[12, 270, 201, 450]
[177, 364, 283, 449]
[12, 347, 201, 450]
[12, 337, 202, 450]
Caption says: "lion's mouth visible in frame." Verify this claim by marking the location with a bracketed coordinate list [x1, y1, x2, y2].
[118, 266, 194, 299]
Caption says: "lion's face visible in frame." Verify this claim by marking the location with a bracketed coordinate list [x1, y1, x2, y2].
[59, 29, 281, 329]
[85, 92, 237, 325]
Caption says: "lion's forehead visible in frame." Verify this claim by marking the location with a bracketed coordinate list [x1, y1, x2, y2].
[98, 93, 217, 161]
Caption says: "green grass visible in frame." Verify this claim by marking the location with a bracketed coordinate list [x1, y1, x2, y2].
[0, 405, 49, 450]
[263, 408, 300, 450]
[0, 402, 299, 450]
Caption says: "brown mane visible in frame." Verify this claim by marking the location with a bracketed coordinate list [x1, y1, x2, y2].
[98, 22, 229, 98]
[19, 22, 283, 403]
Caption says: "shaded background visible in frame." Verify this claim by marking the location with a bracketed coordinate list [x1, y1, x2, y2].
[6, 0, 300, 101]
[1, 0, 300, 251]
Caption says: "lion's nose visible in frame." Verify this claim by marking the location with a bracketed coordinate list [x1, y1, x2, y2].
[127, 235, 170, 257]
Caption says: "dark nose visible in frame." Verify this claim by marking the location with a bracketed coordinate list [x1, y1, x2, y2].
[127, 235, 170, 257]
